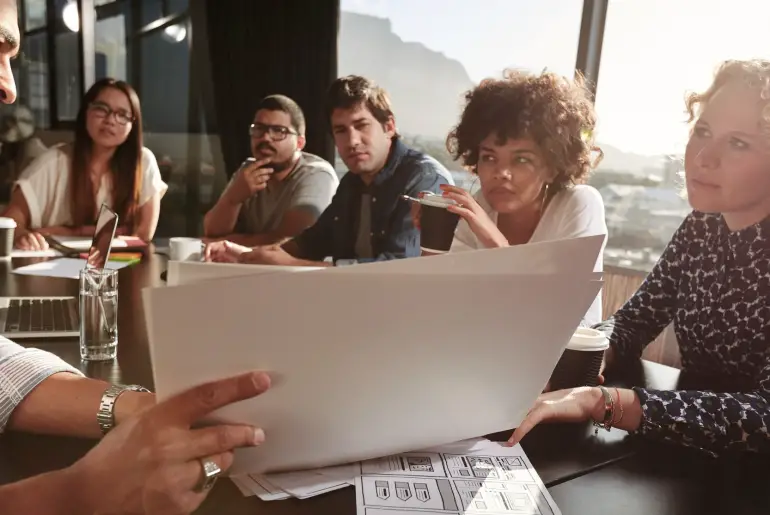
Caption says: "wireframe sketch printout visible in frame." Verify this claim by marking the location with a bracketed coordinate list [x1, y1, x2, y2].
[356, 440, 559, 515]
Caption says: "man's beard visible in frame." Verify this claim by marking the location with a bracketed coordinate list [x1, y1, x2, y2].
[253, 142, 294, 173]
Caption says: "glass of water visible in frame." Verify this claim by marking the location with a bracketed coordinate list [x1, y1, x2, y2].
[79, 267, 119, 361]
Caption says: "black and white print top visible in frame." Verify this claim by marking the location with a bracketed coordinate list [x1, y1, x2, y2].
[595, 210, 770, 454]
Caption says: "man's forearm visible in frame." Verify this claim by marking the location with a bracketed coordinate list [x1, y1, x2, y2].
[0, 467, 90, 515]
[7, 373, 154, 439]
[226, 232, 290, 247]
[204, 197, 243, 238]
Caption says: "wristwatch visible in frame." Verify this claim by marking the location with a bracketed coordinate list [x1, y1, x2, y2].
[97, 384, 151, 435]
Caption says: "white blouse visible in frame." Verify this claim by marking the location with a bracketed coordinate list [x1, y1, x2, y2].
[15, 144, 168, 228]
[451, 184, 608, 325]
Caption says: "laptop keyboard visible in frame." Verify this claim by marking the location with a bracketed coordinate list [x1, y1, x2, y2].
[3, 299, 75, 333]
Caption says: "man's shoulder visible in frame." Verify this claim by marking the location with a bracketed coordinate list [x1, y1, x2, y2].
[396, 142, 454, 185]
[296, 152, 339, 184]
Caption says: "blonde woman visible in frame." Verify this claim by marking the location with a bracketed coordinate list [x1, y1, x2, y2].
[511, 60, 770, 455]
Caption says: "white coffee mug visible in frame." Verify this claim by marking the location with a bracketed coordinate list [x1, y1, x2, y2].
[169, 237, 203, 262]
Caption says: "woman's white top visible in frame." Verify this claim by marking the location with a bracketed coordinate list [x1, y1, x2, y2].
[451, 184, 608, 325]
[15, 144, 168, 228]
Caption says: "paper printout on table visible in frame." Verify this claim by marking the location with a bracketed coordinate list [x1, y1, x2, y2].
[12, 258, 128, 279]
[356, 438, 560, 515]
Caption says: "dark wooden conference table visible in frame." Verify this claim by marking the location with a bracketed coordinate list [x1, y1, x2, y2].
[0, 251, 768, 514]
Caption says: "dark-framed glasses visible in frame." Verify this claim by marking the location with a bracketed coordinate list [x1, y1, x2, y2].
[88, 102, 134, 126]
[249, 123, 297, 141]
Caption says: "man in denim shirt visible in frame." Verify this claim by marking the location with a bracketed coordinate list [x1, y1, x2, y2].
[206, 76, 452, 266]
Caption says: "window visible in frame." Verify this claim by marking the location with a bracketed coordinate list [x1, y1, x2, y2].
[167, 0, 189, 15]
[54, 31, 80, 121]
[139, 21, 189, 133]
[591, 0, 770, 271]
[338, 0, 583, 187]
[140, 0, 164, 25]
[95, 9, 128, 80]
[23, 0, 47, 31]
[13, 32, 49, 128]
[54, 0, 81, 121]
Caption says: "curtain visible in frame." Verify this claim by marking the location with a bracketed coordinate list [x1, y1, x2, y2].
[193, 0, 340, 176]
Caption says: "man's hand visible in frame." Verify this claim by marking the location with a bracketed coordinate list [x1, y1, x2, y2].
[238, 245, 299, 266]
[224, 158, 274, 205]
[70, 372, 271, 514]
[204, 240, 252, 263]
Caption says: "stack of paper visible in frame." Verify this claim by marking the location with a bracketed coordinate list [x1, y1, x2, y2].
[231, 463, 358, 500]
[230, 438, 561, 514]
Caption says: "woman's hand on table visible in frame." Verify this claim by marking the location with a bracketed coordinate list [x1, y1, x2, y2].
[508, 387, 605, 445]
[509, 385, 643, 446]
[14, 231, 48, 250]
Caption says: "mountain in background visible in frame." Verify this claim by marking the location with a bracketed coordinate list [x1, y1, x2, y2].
[338, 11, 474, 139]
[338, 11, 665, 176]
[597, 143, 666, 176]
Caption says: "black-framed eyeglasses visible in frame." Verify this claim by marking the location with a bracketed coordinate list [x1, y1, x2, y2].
[88, 102, 134, 126]
[249, 123, 297, 141]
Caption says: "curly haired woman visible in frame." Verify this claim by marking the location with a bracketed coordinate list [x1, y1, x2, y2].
[511, 59, 770, 456]
[423, 69, 607, 324]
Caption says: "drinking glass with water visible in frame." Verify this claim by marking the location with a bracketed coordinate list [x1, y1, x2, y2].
[79, 267, 119, 361]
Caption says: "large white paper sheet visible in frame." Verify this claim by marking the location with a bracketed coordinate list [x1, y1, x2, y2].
[144, 253, 602, 475]
[167, 235, 604, 285]
[356, 439, 559, 515]
[329, 235, 605, 276]
[166, 260, 322, 286]
[12, 257, 129, 279]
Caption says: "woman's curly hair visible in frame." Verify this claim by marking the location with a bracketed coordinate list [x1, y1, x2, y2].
[447, 69, 602, 192]
[685, 59, 770, 138]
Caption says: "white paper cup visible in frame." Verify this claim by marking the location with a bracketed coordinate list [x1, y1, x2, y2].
[0, 217, 16, 259]
[169, 237, 203, 262]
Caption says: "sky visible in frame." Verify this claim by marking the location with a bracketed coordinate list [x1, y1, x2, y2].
[341, 0, 770, 156]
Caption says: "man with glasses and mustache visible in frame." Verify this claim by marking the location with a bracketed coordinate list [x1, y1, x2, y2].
[204, 95, 338, 246]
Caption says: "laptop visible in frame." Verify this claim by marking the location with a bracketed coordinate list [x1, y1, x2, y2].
[0, 205, 119, 339]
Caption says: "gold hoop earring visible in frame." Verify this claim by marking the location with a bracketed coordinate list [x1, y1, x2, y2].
[541, 183, 550, 213]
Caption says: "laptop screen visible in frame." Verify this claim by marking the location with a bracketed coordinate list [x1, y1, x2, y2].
[86, 204, 119, 269]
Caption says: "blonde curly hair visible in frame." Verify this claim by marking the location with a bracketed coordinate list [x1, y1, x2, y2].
[686, 59, 770, 136]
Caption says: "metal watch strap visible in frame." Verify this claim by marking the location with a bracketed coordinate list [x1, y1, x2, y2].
[97, 384, 150, 435]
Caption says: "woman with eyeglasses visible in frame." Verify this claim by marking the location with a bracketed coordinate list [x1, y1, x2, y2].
[2, 78, 167, 250]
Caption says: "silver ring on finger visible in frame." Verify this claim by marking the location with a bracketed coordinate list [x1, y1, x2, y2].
[194, 458, 222, 493]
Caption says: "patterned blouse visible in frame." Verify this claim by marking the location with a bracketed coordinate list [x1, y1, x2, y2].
[596, 211, 770, 454]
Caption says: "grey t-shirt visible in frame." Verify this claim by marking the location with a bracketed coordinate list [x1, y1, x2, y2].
[230, 152, 339, 235]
